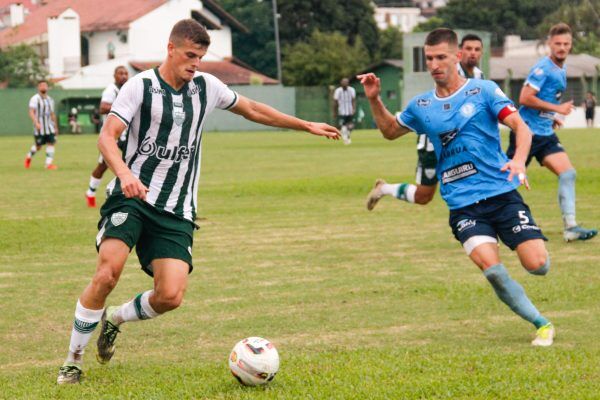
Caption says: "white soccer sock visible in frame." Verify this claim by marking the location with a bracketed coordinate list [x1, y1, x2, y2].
[399, 184, 417, 203]
[45, 145, 55, 166]
[27, 145, 37, 158]
[87, 176, 102, 197]
[66, 300, 104, 364]
[112, 290, 160, 325]
[381, 183, 400, 196]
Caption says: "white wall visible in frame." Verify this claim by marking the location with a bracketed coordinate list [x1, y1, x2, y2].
[47, 8, 81, 77]
[206, 25, 232, 60]
[86, 30, 129, 65]
[375, 7, 421, 33]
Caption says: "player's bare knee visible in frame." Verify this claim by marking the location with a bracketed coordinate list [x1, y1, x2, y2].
[154, 289, 184, 311]
[92, 268, 119, 291]
[527, 253, 550, 276]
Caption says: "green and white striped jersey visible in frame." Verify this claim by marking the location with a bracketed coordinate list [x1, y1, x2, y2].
[29, 93, 56, 135]
[107, 68, 238, 222]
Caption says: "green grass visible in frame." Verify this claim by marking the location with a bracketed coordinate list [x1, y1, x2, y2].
[0, 129, 599, 399]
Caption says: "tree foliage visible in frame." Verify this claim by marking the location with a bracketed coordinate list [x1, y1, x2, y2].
[378, 27, 404, 60]
[282, 30, 369, 86]
[0, 44, 46, 88]
[219, 0, 277, 79]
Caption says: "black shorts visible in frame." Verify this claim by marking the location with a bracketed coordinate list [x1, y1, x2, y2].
[449, 190, 547, 251]
[34, 134, 56, 146]
[585, 109, 595, 120]
[506, 131, 564, 166]
[338, 115, 354, 127]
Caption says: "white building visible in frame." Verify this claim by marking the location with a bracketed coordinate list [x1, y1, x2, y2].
[0, 0, 277, 88]
[374, 7, 422, 32]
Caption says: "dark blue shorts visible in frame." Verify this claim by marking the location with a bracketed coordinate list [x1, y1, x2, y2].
[506, 131, 564, 166]
[449, 190, 547, 251]
[34, 134, 56, 146]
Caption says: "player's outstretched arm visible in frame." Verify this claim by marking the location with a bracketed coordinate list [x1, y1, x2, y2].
[519, 85, 574, 115]
[500, 112, 532, 189]
[98, 115, 148, 200]
[229, 96, 340, 140]
[357, 73, 409, 140]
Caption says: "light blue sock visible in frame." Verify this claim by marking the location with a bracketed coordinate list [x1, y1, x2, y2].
[558, 169, 577, 228]
[528, 255, 550, 276]
[483, 264, 548, 329]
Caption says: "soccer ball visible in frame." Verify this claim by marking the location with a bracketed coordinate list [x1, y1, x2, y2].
[228, 337, 279, 386]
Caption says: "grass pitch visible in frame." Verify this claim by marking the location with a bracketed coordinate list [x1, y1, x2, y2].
[0, 129, 599, 399]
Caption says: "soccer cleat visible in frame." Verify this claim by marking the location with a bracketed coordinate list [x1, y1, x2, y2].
[531, 323, 555, 347]
[86, 194, 96, 208]
[563, 226, 598, 242]
[366, 179, 386, 211]
[24, 157, 31, 169]
[57, 362, 82, 384]
[96, 307, 120, 364]
[45, 164, 58, 170]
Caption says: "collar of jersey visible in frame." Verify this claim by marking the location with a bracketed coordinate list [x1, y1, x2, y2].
[545, 56, 566, 71]
[433, 78, 470, 101]
[153, 67, 188, 95]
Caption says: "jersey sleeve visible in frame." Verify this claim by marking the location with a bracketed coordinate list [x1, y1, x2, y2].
[28, 95, 38, 109]
[333, 88, 340, 101]
[101, 85, 117, 104]
[396, 99, 420, 133]
[108, 77, 143, 127]
[350, 87, 356, 99]
[524, 64, 547, 92]
[204, 73, 238, 110]
[484, 82, 516, 121]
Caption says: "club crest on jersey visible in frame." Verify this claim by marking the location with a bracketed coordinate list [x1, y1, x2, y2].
[111, 212, 128, 226]
[460, 103, 475, 117]
[417, 98, 431, 107]
[443, 103, 451, 111]
[439, 128, 459, 147]
[173, 102, 185, 126]
[138, 137, 195, 163]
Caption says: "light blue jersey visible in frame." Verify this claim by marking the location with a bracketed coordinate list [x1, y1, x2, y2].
[398, 79, 519, 210]
[519, 56, 566, 137]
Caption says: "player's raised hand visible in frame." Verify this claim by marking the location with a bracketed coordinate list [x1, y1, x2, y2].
[357, 73, 381, 100]
[552, 116, 564, 130]
[556, 100, 574, 115]
[306, 122, 340, 140]
[119, 172, 149, 200]
[501, 160, 530, 190]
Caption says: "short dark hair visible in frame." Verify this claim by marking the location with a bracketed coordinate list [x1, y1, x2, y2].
[37, 79, 48, 85]
[549, 22, 571, 37]
[169, 19, 211, 47]
[114, 65, 127, 74]
[425, 28, 458, 47]
[460, 34, 483, 48]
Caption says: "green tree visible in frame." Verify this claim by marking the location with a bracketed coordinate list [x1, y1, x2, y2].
[538, 0, 600, 57]
[219, 0, 277, 78]
[412, 16, 446, 33]
[378, 27, 403, 59]
[282, 30, 369, 86]
[0, 44, 46, 88]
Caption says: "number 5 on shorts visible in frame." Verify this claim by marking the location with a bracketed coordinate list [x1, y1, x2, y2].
[518, 210, 530, 224]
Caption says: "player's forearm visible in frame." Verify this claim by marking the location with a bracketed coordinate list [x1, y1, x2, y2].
[98, 134, 130, 178]
[368, 96, 403, 140]
[237, 99, 311, 131]
[510, 121, 532, 164]
[29, 109, 37, 123]
[519, 94, 561, 113]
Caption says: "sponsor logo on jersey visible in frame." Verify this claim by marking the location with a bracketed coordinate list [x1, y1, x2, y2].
[138, 137, 196, 163]
[539, 111, 555, 119]
[111, 212, 128, 226]
[173, 102, 186, 126]
[465, 87, 481, 96]
[512, 224, 541, 234]
[441, 162, 478, 184]
[443, 103, 451, 111]
[439, 128, 459, 147]
[148, 86, 166, 96]
[534, 67, 544, 76]
[457, 219, 477, 232]
[417, 98, 431, 107]
[441, 144, 467, 159]
[460, 103, 475, 117]
[187, 86, 201, 96]
[555, 91, 563, 100]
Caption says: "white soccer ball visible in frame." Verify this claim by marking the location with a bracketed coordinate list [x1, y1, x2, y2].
[228, 337, 279, 386]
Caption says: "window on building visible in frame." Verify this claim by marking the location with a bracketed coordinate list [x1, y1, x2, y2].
[413, 46, 426, 72]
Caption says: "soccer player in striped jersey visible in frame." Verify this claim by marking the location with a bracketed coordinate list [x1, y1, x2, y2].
[24, 80, 59, 169]
[57, 19, 339, 384]
[508, 23, 597, 242]
[85, 66, 129, 208]
[333, 78, 356, 144]
[366, 34, 484, 210]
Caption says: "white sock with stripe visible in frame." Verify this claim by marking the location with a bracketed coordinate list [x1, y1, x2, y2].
[87, 176, 102, 197]
[111, 290, 160, 325]
[66, 300, 104, 364]
[27, 145, 37, 158]
[45, 145, 55, 166]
